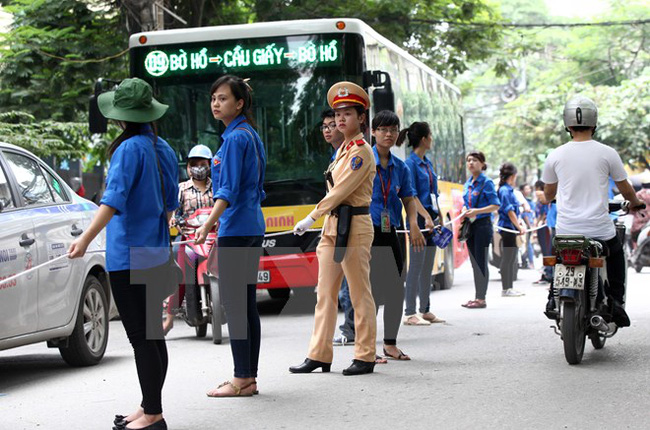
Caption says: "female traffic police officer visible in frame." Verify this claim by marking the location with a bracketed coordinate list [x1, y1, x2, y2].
[290, 81, 377, 376]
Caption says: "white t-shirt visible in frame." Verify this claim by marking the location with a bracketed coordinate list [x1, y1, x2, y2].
[541, 140, 627, 240]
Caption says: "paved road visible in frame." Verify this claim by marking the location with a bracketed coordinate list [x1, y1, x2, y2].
[2, 261, 650, 430]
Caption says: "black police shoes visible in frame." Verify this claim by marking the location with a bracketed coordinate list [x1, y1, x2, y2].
[342, 359, 375, 376]
[289, 358, 332, 373]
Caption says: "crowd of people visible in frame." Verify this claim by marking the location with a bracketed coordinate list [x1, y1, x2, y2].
[65, 76, 645, 430]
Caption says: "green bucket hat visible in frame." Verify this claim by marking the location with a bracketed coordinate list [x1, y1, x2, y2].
[97, 78, 168, 123]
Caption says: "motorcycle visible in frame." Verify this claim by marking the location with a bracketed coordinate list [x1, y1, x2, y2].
[172, 207, 226, 344]
[543, 201, 645, 364]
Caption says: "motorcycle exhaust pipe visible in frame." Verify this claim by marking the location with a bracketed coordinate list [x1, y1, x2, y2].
[590, 315, 615, 333]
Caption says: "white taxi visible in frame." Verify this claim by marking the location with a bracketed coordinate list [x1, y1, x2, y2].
[0, 142, 109, 366]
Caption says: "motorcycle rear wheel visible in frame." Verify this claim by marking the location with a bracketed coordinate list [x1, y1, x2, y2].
[561, 301, 586, 364]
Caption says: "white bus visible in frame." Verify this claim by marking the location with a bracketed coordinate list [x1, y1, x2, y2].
[95, 18, 468, 294]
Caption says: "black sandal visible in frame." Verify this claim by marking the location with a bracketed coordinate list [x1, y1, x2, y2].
[383, 347, 411, 361]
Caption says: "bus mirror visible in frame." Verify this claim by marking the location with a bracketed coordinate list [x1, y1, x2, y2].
[89, 94, 107, 134]
[364, 70, 395, 113]
[373, 87, 395, 113]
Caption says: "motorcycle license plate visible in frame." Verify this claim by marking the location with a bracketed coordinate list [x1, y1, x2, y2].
[257, 270, 271, 284]
[554, 264, 586, 290]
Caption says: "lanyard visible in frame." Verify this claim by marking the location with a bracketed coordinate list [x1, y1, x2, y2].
[377, 165, 392, 208]
[423, 161, 434, 194]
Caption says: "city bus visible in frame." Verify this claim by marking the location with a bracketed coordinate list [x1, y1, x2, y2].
[101, 18, 468, 296]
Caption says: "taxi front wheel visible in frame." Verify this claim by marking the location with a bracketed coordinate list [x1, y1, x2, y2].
[59, 275, 109, 366]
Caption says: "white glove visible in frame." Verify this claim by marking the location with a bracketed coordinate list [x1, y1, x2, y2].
[293, 216, 316, 236]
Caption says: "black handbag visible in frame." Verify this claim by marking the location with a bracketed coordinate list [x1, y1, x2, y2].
[151, 138, 182, 297]
[458, 182, 487, 243]
[458, 218, 471, 242]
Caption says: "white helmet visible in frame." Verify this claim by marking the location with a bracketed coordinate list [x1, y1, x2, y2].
[187, 144, 212, 160]
[563, 95, 598, 129]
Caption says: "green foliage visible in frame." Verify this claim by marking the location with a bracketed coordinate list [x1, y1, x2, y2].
[477, 70, 650, 174]
[250, 0, 504, 76]
[0, 111, 89, 158]
[0, 0, 127, 122]
[462, 0, 650, 177]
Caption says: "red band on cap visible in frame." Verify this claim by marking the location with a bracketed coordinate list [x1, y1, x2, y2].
[332, 94, 367, 108]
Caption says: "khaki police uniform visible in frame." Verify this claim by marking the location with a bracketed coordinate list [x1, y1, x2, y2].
[306, 82, 377, 364]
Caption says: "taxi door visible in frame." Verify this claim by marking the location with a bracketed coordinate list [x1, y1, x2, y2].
[2, 151, 85, 331]
[33, 166, 87, 330]
[0, 160, 39, 340]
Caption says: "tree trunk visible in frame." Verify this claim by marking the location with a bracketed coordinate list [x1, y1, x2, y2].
[121, 0, 156, 34]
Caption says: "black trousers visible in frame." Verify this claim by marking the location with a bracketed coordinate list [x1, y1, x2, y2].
[369, 226, 404, 345]
[466, 218, 492, 300]
[217, 235, 263, 378]
[109, 268, 169, 415]
[500, 231, 518, 290]
[602, 236, 626, 304]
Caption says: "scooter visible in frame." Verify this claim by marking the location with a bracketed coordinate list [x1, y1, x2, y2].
[173, 207, 226, 344]
[630, 219, 650, 273]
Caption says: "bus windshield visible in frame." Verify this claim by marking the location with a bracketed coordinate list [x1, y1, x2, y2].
[131, 33, 364, 206]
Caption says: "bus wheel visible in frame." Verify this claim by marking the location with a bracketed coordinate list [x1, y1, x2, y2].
[434, 248, 454, 290]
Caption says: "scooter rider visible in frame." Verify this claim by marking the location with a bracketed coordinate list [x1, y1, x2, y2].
[164, 144, 213, 335]
[542, 95, 644, 327]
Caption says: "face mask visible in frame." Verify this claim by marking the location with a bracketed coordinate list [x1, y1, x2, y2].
[190, 166, 208, 181]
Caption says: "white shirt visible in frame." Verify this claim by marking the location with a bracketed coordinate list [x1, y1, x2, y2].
[541, 139, 627, 240]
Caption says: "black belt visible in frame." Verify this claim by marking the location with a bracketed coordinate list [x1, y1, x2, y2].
[330, 206, 369, 217]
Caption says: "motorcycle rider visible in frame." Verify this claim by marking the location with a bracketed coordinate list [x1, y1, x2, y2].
[541, 95, 644, 327]
[631, 176, 650, 248]
[164, 144, 214, 334]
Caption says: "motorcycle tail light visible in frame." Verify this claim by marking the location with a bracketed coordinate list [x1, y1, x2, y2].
[542, 256, 557, 266]
[560, 249, 583, 265]
[589, 257, 604, 268]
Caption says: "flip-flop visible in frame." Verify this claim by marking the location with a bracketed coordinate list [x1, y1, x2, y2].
[383, 347, 411, 361]
[375, 354, 388, 364]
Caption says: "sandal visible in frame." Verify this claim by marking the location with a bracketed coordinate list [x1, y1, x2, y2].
[461, 300, 476, 308]
[383, 347, 411, 361]
[402, 314, 431, 326]
[464, 300, 487, 309]
[421, 312, 446, 323]
[375, 354, 388, 364]
[206, 381, 254, 398]
[252, 380, 259, 395]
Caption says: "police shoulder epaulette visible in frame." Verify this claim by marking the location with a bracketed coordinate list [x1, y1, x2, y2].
[355, 139, 365, 146]
[345, 141, 355, 151]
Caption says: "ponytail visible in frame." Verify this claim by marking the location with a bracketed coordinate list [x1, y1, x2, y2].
[395, 121, 431, 148]
[498, 162, 517, 188]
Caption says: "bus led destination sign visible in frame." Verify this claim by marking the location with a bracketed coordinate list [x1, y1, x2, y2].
[144, 39, 340, 77]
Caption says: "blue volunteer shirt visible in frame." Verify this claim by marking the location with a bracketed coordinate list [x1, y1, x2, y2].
[462, 173, 500, 220]
[547, 202, 557, 229]
[370, 146, 416, 228]
[100, 130, 179, 271]
[405, 152, 438, 212]
[497, 183, 520, 230]
[212, 115, 266, 237]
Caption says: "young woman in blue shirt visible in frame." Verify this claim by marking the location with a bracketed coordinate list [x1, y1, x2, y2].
[460, 151, 500, 309]
[398, 122, 441, 325]
[195, 75, 266, 397]
[497, 162, 526, 297]
[69, 78, 177, 430]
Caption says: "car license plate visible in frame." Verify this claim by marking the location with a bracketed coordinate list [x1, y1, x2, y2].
[554, 264, 586, 290]
[257, 270, 270, 283]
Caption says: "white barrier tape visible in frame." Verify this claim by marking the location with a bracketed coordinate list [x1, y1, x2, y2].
[496, 224, 549, 234]
[1, 250, 105, 285]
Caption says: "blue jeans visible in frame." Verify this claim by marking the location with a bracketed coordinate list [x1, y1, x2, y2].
[404, 234, 436, 315]
[338, 277, 355, 339]
[217, 235, 263, 378]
